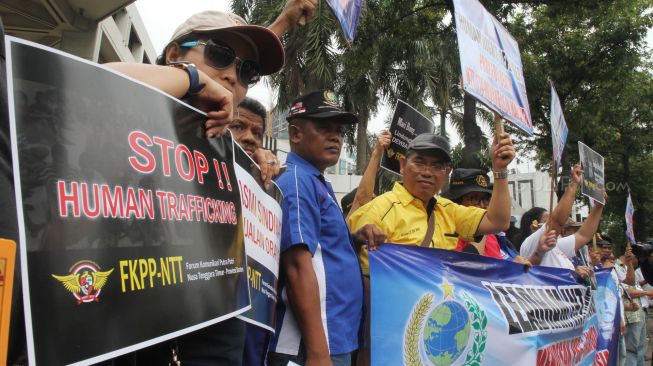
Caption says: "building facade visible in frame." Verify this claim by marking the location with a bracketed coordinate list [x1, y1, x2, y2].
[1, 0, 156, 64]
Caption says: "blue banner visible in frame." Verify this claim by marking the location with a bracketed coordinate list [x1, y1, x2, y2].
[325, 0, 362, 42]
[625, 192, 636, 244]
[369, 244, 620, 365]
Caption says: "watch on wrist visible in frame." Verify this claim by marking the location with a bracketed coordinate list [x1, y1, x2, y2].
[167, 61, 206, 98]
[493, 170, 508, 180]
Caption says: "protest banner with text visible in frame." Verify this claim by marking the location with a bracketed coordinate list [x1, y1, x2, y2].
[625, 192, 636, 244]
[454, 0, 533, 135]
[234, 145, 282, 332]
[380, 100, 435, 176]
[325, 0, 362, 42]
[579, 142, 605, 205]
[550, 82, 569, 173]
[369, 244, 620, 366]
[7, 37, 249, 365]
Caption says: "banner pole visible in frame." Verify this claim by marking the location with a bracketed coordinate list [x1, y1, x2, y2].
[549, 157, 556, 215]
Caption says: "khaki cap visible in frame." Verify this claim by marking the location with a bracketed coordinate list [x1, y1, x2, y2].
[168, 10, 284, 75]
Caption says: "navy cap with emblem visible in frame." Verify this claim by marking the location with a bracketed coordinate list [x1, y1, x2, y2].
[286, 90, 358, 124]
[441, 168, 493, 201]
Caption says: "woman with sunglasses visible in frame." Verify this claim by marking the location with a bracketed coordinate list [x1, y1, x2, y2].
[107, 0, 315, 136]
[107, 11, 277, 137]
[107, 1, 316, 188]
[103, 5, 315, 366]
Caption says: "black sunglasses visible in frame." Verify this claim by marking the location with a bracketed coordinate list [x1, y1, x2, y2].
[180, 39, 261, 87]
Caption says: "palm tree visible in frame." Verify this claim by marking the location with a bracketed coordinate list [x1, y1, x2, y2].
[232, 0, 504, 172]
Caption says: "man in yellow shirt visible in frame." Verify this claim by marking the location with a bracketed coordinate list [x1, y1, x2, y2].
[347, 131, 515, 365]
[348, 132, 515, 275]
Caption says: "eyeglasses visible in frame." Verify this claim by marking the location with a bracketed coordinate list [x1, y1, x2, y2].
[409, 159, 450, 174]
[461, 195, 490, 206]
[180, 39, 261, 86]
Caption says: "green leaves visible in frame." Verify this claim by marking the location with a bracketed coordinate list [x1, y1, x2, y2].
[233, 1, 653, 238]
[516, 0, 653, 240]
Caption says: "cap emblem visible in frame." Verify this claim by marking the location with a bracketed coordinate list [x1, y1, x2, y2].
[476, 175, 488, 188]
[323, 90, 339, 106]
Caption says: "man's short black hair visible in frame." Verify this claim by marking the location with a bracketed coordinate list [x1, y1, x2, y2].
[238, 97, 267, 135]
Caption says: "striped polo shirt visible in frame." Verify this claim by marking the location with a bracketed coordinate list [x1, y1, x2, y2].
[269, 152, 363, 356]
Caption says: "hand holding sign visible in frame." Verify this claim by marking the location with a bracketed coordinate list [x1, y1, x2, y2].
[536, 228, 557, 257]
[280, 0, 317, 27]
[376, 130, 392, 152]
[353, 224, 387, 252]
[490, 131, 515, 172]
[251, 148, 281, 188]
[570, 163, 583, 186]
[195, 75, 234, 137]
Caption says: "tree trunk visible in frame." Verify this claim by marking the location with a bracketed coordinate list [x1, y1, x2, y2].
[556, 148, 571, 200]
[356, 113, 369, 175]
[440, 109, 447, 138]
[461, 94, 483, 169]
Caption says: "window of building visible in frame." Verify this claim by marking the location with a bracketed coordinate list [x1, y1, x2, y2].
[339, 160, 347, 175]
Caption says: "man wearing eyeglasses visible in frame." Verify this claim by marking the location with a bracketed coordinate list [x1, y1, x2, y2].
[349, 132, 515, 266]
[347, 132, 515, 365]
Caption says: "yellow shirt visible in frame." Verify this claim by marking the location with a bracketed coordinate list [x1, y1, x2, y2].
[347, 182, 486, 276]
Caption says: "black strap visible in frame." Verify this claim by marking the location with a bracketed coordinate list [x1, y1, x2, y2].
[420, 198, 437, 247]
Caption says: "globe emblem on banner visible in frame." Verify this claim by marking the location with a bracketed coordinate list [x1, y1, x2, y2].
[422, 301, 471, 365]
[404, 281, 487, 366]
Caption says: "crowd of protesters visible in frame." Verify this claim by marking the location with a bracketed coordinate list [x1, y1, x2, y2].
[3, 1, 652, 365]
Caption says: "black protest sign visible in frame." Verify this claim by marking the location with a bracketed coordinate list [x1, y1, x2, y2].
[380, 100, 435, 175]
[7, 38, 249, 365]
[578, 142, 605, 205]
[233, 145, 282, 332]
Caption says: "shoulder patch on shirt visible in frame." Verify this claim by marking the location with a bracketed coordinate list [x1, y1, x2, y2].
[381, 201, 402, 221]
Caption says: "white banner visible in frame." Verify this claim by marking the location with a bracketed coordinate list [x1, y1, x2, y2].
[454, 0, 533, 135]
[550, 82, 569, 172]
[234, 147, 282, 332]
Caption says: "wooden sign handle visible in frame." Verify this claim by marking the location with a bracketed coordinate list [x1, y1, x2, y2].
[494, 113, 504, 135]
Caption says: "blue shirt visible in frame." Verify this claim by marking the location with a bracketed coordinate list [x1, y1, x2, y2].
[269, 152, 363, 356]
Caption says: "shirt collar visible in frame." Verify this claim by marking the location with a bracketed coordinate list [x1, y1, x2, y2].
[391, 182, 436, 210]
[286, 152, 323, 177]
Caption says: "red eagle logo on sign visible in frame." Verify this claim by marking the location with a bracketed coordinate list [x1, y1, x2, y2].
[52, 261, 114, 305]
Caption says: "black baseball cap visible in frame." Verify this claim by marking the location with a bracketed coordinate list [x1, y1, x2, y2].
[596, 240, 612, 247]
[596, 235, 613, 247]
[407, 133, 452, 161]
[441, 168, 493, 201]
[286, 90, 358, 124]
